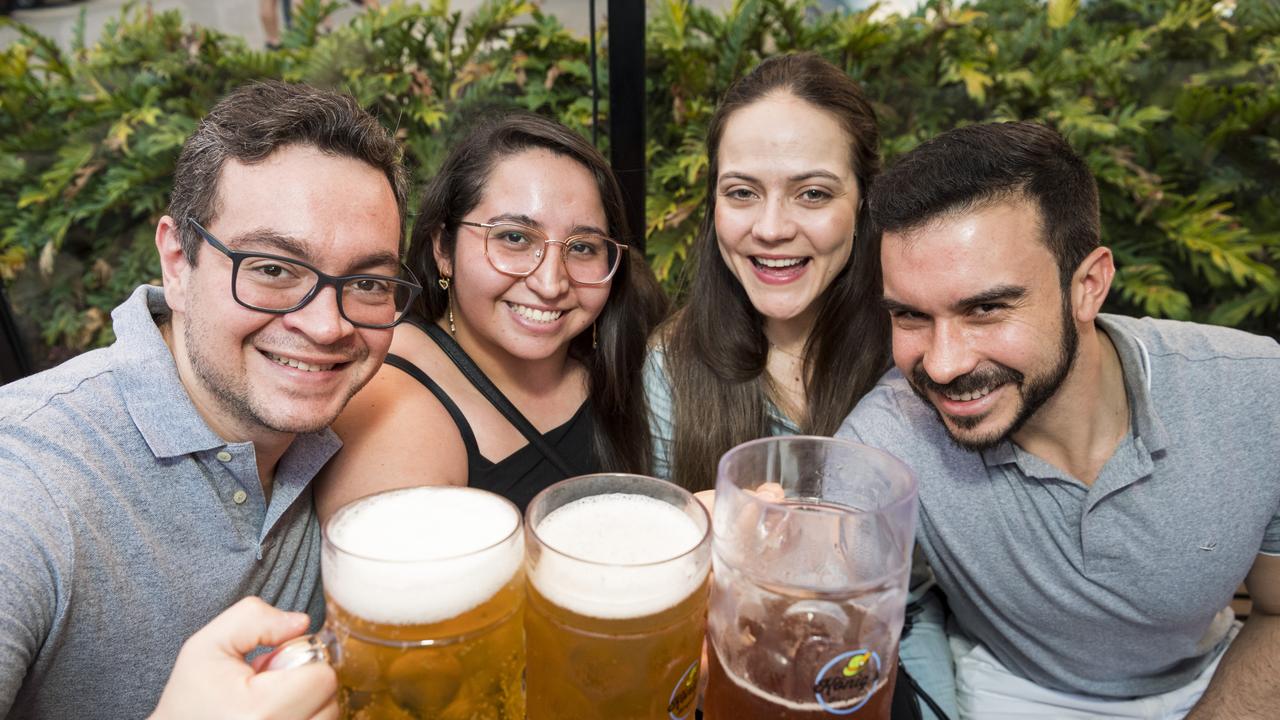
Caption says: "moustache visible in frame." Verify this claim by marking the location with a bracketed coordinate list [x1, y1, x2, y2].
[909, 363, 1023, 398]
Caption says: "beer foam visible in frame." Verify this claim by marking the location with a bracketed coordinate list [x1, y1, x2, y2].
[530, 493, 707, 619]
[323, 487, 522, 626]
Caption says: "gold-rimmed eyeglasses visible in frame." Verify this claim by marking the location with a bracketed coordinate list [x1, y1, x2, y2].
[459, 220, 627, 285]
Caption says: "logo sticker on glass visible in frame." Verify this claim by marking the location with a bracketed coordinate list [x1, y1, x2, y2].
[667, 659, 700, 719]
[811, 649, 882, 715]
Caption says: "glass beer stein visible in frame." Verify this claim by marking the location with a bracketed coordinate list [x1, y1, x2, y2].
[263, 486, 526, 719]
[523, 473, 712, 720]
[704, 437, 918, 719]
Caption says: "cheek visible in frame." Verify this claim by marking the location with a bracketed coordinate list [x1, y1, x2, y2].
[578, 285, 612, 318]
[890, 331, 924, 374]
[361, 327, 395, 359]
[714, 206, 753, 249]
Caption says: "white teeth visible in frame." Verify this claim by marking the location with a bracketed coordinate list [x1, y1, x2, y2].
[944, 386, 994, 402]
[508, 303, 564, 323]
[266, 352, 334, 372]
[755, 257, 806, 268]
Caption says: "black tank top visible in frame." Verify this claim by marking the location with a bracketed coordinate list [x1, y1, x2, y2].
[382, 325, 597, 512]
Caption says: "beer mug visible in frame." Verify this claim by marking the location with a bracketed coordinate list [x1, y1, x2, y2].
[523, 474, 712, 720]
[263, 486, 526, 719]
[704, 437, 918, 719]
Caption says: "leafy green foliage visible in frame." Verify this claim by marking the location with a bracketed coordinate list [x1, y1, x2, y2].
[1, 0, 1276, 368]
[646, 0, 1279, 337]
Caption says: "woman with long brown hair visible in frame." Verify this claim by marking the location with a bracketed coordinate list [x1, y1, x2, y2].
[647, 52, 889, 491]
[317, 112, 666, 518]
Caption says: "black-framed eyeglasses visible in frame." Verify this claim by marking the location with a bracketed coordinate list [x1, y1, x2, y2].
[188, 219, 422, 330]
[459, 220, 627, 285]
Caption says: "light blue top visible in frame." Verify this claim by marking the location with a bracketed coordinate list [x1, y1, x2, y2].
[0, 285, 337, 720]
[643, 345, 799, 483]
[840, 314, 1280, 698]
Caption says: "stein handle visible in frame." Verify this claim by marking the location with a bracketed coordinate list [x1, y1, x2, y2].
[252, 628, 341, 673]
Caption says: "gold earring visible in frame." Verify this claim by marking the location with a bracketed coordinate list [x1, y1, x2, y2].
[448, 306, 455, 336]
[592, 322, 598, 350]
[438, 276, 450, 291]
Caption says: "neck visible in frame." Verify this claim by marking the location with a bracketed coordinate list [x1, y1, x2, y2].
[763, 309, 817, 360]
[1011, 322, 1129, 485]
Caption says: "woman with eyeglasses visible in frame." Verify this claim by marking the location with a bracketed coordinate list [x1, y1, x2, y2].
[316, 113, 667, 518]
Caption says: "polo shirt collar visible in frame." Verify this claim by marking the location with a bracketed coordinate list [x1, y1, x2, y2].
[979, 315, 1169, 468]
[1098, 314, 1169, 455]
[110, 285, 227, 459]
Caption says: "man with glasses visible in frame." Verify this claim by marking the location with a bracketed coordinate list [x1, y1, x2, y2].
[0, 81, 418, 719]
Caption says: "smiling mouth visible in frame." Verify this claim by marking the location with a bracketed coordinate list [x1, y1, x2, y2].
[941, 385, 997, 402]
[751, 256, 809, 270]
[506, 302, 565, 323]
[264, 351, 337, 373]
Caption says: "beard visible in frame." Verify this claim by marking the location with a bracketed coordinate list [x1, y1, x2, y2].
[908, 293, 1079, 452]
[183, 316, 366, 436]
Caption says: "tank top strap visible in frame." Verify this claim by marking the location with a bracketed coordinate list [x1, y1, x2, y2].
[381, 353, 484, 466]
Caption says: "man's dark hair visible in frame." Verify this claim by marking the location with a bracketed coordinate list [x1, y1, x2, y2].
[167, 80, 409, 262]
[869, 121, 1099, 287]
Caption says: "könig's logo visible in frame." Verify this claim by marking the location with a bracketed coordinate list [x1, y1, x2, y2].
[667, 660, 699, 719]
[812, 649, 882, 714]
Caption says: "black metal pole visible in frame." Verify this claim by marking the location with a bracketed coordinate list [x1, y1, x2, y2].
[0, 281, 32, 385]
[607, 0, 645, 252]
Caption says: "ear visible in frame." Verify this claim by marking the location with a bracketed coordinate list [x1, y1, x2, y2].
[431, 226, 453, 279]
[155, 215, 192, 314]
[1070, 246, 1114, 323]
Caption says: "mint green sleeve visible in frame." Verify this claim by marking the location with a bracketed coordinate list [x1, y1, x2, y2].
[643, 346, 675, 481]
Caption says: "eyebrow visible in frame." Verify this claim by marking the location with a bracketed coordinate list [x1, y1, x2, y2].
[229, 230, 401, 275]
[717, 170, 844, 184]
[488, 213, 608, 238]
[880, 284, 1028, 315]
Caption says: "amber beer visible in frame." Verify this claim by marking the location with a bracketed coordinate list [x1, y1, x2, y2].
[322, 487, 526, 719]
[524, 474, 712, 720]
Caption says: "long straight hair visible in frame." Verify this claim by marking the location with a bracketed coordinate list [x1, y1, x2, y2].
[406, 113, 668, 474]
[662, 53, 890, 491]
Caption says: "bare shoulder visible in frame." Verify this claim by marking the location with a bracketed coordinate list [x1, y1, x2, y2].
[315, 326, 469, 522]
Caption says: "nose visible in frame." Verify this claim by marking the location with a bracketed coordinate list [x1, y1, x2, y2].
[921, 319, 978, 386]
[280, 285, 354, 346]
[524, 241, 571, 298]
[752, 196, 796, 244]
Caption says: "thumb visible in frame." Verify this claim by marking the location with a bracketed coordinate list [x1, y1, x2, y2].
[192, 597, 312, 658]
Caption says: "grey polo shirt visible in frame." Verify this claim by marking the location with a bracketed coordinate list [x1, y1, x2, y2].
[0, 285, 338, 720]
[839, 314, 1280, 698]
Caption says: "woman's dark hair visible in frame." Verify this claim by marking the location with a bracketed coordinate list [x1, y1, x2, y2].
[406, 112, 668, 473]
[662, 52, 890, 491]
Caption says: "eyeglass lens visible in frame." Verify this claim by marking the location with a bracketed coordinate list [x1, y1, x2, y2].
[484, 223, 619, 283]
[234, 256, 415, 327]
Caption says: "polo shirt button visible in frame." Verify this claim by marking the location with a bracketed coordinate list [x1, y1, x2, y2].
[233, 489, 248, 504]
[216, 451, 233, 462]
